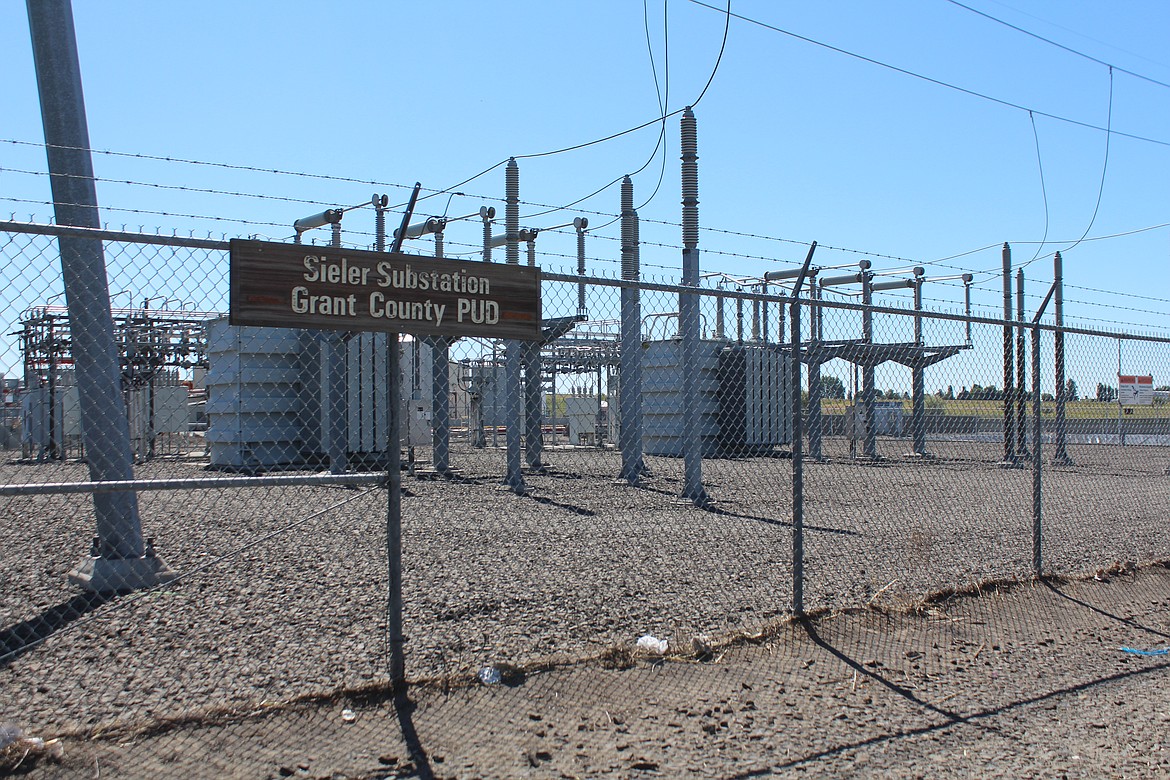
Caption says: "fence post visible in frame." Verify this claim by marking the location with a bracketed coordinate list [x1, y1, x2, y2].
[1031, 323, 1043, 574]
[1016, 269, 1029, 458]
[911, 277, 927, 456]
[386, 331, 405, 686]
[1001, 243, 1017, 466]
[503, 158, 527, 493]
[791, 296, 805, 615]
[1030, 280, 1057, 576]
[1053, 251, 1073, 465]
[790, 243, 817, 616]
[326, 220, 347, 475]
[860, 269, 878, 459]
[523, 235, 545, 471]
[618, 177, 647, 484]
[807, 280, 823, 462]
[430, 229, 451, 476]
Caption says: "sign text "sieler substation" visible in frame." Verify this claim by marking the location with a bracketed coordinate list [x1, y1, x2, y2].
[229, 239, 541, 340]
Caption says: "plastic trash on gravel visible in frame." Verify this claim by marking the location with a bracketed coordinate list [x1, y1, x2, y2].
[0, 723, 64, 772]
[0, 724, 20, 751]
[636, 634, 669, 654]
[478, 666, 502, 685]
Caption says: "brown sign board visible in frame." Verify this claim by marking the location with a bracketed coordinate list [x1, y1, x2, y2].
[229, 239, 541, 340]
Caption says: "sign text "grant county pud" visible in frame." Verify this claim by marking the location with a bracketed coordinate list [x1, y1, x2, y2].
[229, 239, 541, 340]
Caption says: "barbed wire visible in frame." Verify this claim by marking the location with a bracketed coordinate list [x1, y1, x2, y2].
[1, 165, 342, 210]
[1, 197, 294, 233]
[5, 174, 1169, 314]
[1, 138, 420, 193]
[7, 140, 1168, 293]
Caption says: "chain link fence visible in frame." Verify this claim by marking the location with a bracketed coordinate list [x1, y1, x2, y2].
[2, 222, 1169, 776]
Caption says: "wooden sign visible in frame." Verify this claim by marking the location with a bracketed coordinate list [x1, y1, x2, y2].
[229, 239, 541, 340]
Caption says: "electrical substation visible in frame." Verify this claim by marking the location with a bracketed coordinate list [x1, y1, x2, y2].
[18, 303, 209, 462]
[12, 253, 981, 473]
[7, 128, 1037, 478]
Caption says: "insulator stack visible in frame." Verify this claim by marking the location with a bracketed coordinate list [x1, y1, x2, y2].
[505, 158, 520, 265]
[575, 216, 589, 316]
[576, 232, 586, 276]
[680, 107, 699, 250]
[621, 176, 637, 280]
[373, 195, 386, 253]
[631, 209, 640, 278]
[482, 212, 492, 263]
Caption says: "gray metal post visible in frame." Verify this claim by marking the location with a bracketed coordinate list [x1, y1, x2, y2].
[48, 318, 60, 459]
[679, 108, 708, 505]
[807, 278, 823, 462]
[1031, 322, 1043, 574]
[1118, 340, 1125, 447]
[736, 294, 745, 343]
[326, 220, 347, 475]
[861, 268, 877, 459]
[503, 159, 526, 493]
[761, 281, 770, 345]
[964, 279, 973, 346]
[912, 277, 927, 456]
[523, 235, 544, 470]
[1030, 280, 1056, 576]
[550, 367, 558, 445]
[1053, 251, 1072, 465]
[597, 363, 604, 447]
[790, 242, 816, 617]
[431, 230, 451, 475]
[492, 343, 500, 449]
[777, 285, 786, 349]
[386, 330, 405, 685]
[1016, 269, 1029, 458]
[715, 285, 726, 340]
[792, 298, 804, 615]
[475, 209, 493, 451]
[1001, 243, 1017, 466]
[27, 0, 173, 590]
[618, 177, 646, 483]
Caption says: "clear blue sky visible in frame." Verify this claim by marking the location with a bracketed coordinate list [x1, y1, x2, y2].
[2, 1, 1168, 388]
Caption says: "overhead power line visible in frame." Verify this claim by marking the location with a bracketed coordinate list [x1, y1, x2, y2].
[477, 0, 730, 221]
[943, 0, 1170, 90]
[683, 0, 1170, 148]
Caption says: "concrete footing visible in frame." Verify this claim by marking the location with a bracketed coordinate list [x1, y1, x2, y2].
[68, 553, 177, 593]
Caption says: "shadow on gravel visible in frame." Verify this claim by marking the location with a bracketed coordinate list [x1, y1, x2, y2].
[616, 479, 858, 536]
[524, 493, 595, 517]
[393, 690, 434, 780]
[730, 619, 1170, 778]
[698, 503, 859, 537]
[0, 592, 112, 666]
[801, 620, 971, 724]
[1041, 577, 1170, 640]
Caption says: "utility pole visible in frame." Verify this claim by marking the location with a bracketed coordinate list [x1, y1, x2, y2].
[27, 0, 172, 591]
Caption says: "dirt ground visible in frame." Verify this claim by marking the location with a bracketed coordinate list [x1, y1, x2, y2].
[14, 563, 1170, 779]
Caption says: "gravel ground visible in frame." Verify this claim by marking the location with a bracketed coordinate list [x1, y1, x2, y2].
[1, 437, 1168, 776]
[14, 564, 1170, 778]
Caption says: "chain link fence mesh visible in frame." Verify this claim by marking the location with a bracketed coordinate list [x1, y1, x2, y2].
[2, 224, 1169, 777]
